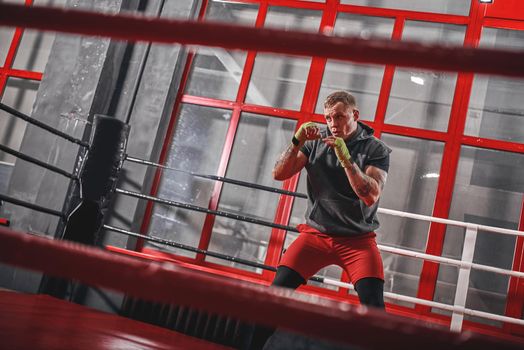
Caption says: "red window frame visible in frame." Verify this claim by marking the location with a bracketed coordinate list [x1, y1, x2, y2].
[0, 0, 42, 101]
[134, 0, 524, 340]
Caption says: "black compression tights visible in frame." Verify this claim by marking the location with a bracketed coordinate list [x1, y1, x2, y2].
[273, 266, 385, 309]
[246, 268, 384, 350]
[271, 266, 306, 288]
[354, 277, 385, 309]
[247, 267, 306, 350]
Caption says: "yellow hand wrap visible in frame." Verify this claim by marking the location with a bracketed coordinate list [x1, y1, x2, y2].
[292, 122, 317, 145]
[334, 137, 352, 168]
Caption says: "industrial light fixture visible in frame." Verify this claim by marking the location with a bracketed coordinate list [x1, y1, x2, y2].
[421, 173, 440, 179]
[410, 76, 425, 86]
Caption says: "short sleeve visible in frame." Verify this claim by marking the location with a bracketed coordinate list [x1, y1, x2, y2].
[366, 142, 391, 173]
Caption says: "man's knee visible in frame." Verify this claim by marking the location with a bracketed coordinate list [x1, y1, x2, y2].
[354, 277, 385, 309]
[272, 266, 306, 289]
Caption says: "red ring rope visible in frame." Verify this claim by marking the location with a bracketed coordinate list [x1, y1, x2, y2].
[0, 227, 521, 350]
[0, 3, 523, 78]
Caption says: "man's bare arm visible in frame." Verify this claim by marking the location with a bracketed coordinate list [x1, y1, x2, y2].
[274, 122, 319, 181]
[272, 144, 308, 181]
[343, 164, 387, 207]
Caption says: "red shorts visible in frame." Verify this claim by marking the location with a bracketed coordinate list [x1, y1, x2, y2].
[279, 224, 384, 284]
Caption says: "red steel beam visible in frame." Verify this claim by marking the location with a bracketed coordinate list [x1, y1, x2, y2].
[372, 15, 404, 137]
[0, 0, 33, 98]
[0, 68, 42, 81]
[414, 0, 484, 314]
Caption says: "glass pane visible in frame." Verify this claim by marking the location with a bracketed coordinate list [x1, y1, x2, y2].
[20, 0, 68, 69]
[382, 253, 422, 307]
[0, 0, 25, 4]
[340, 0, 471, 16]
[12, 30, 57, 72]
[206, 113, 297, 272]
[378, 134, 444, 250]
[34, 0, 68, 7]
[377, 134, 444, 301]
[434, 146, 523, 325]
[402, 21, 466, 45]
[5, 0, 66, 4]
[184, 1, 258, 101]
[0, 78, 39, 163]
[385, 22, 466, 131]
[245, 7, 322, 110]
[0, 161, 13, 194]
[245, 54, 311, 110]
[264, 6, 322, 32]
[332, 12, 394, 39]
[385, 68, 457, 131]
[316, 14, 395, 116]
[147, 104, 231, 258]
[465, 28, 524, 143]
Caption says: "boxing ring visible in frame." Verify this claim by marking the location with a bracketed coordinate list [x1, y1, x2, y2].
[0, 2, 524, 349]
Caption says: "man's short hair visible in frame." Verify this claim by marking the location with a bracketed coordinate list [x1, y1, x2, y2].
[324, 91, 357, 109]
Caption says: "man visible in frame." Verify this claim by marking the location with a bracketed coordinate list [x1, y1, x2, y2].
[245, 91, 391, 350]
[271, 90, 391, 307]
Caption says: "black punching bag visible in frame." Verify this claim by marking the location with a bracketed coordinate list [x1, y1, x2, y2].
[62, 116, 129, 245]
[40, 115, 129, 298]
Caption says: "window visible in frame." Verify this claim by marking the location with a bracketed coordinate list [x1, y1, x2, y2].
[0, 79, 39, 163]
[435, 146, 523, 326]
[245, 7, 322, 110]
[12, 30, 57, 72]
[385, 22, 466, 131]
[147, 104, 230, 257]
[316, 14, 395, 117]
[340, 0, 471, 16]
[0, 0, 66, 162]
[184, 1, 259, 101]
[206, 113, 296, 271]
[465, 28, 524, 143]
[145, 0, 524, 336]
[379, 134, 444, 301]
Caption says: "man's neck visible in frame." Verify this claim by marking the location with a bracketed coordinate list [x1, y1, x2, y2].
[342, 124, 360, 141]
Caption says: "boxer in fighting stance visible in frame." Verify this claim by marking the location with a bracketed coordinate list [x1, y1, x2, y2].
[272, 90, 391, 306]
[249, 90, 392, 349]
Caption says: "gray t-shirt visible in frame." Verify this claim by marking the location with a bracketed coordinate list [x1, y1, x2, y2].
[300, 122, 391, 236]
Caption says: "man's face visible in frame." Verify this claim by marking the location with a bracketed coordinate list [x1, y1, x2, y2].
[324, 101, 359, 140]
